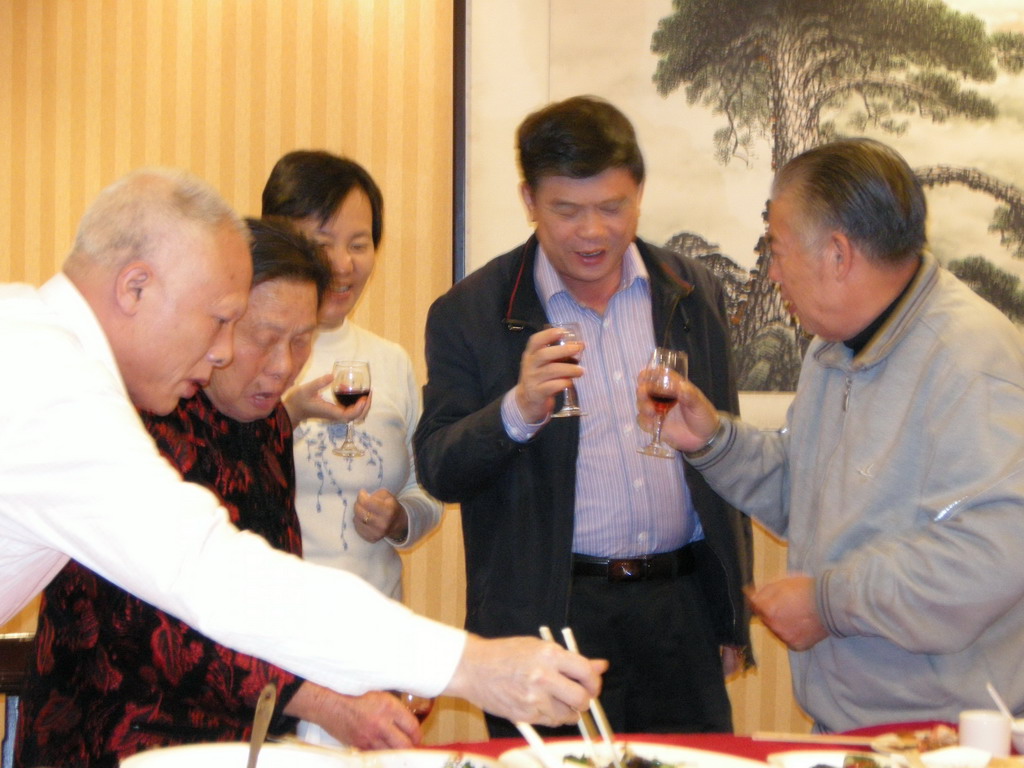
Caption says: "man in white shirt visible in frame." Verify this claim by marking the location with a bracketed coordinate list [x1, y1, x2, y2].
[0, 167, 603, 727]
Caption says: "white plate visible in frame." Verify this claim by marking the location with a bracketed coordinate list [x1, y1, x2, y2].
[361, 749, 502, 768]
[500, 740, 769, 768]
[918, 747, 991, 768]
[120, 741, 361, 768]
[766, 747, 992, 768]
[767, 750, 891, 768]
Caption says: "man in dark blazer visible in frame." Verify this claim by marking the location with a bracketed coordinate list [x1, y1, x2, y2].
[414, 96, 752, 736]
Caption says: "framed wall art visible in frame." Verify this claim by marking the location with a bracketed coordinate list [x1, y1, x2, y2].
[455, 0, 1024, 392]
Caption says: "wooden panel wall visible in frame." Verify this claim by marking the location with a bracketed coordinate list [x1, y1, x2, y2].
[0, 0, 453, 356]
[0, 0, 807, 746]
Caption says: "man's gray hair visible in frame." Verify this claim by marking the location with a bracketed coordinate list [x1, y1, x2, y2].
[771, 138, 927, 267]
[64, 168, 248, 276]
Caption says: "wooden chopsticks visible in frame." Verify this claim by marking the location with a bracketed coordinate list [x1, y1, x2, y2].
[514, 721, 565, 768]
[514, 625, 624, 768]
[536, 625, 625, 768]
[558, 627, 623, 768]
[751, 731, 879, 746]
[537, 626, 598, 762]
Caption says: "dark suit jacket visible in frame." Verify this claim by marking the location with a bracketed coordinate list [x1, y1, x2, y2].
[414, 236, 753, 655]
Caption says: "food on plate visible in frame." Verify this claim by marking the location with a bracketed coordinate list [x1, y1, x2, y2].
[842, 755, 882, 768]
[809, 753, 881, 768]
[873, 726, 959, 754]
[564, 747, 693, 768]
[906, 726, 959, 752]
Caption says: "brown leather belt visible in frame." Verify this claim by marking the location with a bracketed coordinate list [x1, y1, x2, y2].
[571, 545, 696, 582]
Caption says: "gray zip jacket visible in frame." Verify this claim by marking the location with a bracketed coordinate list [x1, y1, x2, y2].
[690, 253, 1024, 731]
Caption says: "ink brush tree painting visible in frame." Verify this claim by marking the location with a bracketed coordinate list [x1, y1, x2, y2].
[650, 0, 1024, 390]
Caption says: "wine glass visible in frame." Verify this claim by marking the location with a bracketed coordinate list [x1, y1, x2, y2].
[638, 347, 688, 458]
[390, 691, 435, 724]
[546, 322, 585, 418]
[331, 360, 371, 457]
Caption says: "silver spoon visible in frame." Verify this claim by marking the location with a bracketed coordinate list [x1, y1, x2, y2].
[247, 683, 278, 768]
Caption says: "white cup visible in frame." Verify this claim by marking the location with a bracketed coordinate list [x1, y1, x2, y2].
[959, 708, 1011, 757]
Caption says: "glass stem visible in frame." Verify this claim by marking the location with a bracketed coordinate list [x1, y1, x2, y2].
[654, 415, 665, 446]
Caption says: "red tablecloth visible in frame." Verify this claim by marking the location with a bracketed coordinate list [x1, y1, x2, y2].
[437, 722, 947, 762]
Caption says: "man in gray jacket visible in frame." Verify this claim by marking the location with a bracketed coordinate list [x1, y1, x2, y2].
[638, 137, 1024, 731]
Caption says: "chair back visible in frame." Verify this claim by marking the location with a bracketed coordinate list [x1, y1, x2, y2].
[0, 633, 34, 768]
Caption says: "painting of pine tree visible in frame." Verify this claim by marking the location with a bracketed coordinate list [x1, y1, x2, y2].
[644, 0, 1024, 389]
[482, 0, 1024, 390]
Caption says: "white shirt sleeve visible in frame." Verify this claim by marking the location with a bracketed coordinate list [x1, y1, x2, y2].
[0, 281, 466, 697]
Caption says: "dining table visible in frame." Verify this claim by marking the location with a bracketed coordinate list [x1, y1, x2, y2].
[436, 722, 949, 762]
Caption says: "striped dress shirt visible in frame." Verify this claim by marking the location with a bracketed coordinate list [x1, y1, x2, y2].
[501, 243, 701, 557]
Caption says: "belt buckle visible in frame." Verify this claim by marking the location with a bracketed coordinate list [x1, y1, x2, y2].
[608, 558, 645, 582]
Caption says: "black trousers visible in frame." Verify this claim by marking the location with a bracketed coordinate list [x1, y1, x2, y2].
[486, 551, 733, 737]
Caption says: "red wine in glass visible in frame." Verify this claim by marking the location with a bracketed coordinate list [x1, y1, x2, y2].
[391, 691, 435, 723]
[333, 388, 369, 408]
[638, 348, 688, 458]
[649, 390, 677, 415]
[331, 361, 371, 457]
[545, 322, 585, 417]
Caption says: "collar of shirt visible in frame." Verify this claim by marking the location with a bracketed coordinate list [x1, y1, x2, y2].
[534, 241, 650, 311]
[842, 258, 922, 356]
[39, 272, 129, 399]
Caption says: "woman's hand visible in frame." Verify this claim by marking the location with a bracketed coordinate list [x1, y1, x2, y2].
[284, 372, 371, 425]
[354, 489, 409, 543]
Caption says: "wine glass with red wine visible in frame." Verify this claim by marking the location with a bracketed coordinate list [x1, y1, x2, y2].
[638, 348, 688, 458]
[391, 691, 435, 723]
[546, 322, 586, 418]
[331, 360, 371, 457]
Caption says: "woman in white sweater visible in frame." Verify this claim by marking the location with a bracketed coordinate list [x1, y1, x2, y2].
[263, 151, 443, 743]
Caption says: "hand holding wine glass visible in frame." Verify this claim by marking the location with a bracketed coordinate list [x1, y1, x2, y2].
[331, 360, 371, 457]
[389, 691, 435, 724]
[545, 322, 586, 418]
[513, 327, 584, 423]
[638, 348, 688, 458]
[637, 369, 722, 455]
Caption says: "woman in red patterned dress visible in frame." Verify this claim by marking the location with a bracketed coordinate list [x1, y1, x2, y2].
[16, 219, 422, 768]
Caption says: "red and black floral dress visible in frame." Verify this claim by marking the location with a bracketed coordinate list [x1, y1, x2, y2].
[16, 391, 306, 768]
